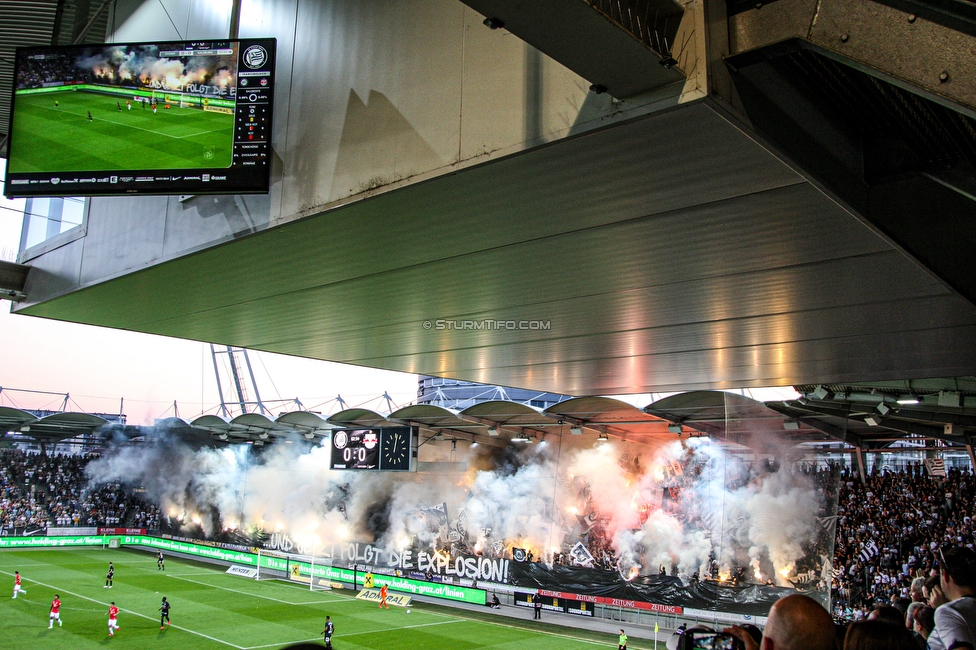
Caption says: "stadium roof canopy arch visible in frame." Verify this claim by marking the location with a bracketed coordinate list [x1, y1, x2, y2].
[4, 384, 975, 467]
[0, 406, 110, 445]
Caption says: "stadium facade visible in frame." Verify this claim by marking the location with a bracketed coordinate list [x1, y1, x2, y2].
[4, 0, 976, 629]
[5, 0, 976, 397]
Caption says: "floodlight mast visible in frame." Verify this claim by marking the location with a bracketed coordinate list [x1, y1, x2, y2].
[210, 345, 268, 418]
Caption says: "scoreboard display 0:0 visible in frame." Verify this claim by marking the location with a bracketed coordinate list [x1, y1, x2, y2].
[330, 429, 379, 469]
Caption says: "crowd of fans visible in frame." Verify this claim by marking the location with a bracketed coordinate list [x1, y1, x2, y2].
[831, 464, 975, 621]
[16, 56, 92, 90]
[0, 449, 159, 530]
[2, 446, 974, 647]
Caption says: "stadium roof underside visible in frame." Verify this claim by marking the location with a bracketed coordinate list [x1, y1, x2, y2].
[8, 388, 974, 457]
[0, 406, 109, 444]
[9, 0, 976, 432]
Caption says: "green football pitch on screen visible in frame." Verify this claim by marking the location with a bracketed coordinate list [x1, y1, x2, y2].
[8, 90, 234, 173]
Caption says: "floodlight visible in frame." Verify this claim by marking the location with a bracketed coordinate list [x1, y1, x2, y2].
[783, 419, 800, 430]
[487, 426, 499, 436]
[864, 415, 881, 426]
[570, 426, 583, 435]
[596, 433, 609, 442]
[896, 394, 919, 405]
[668, 424, 682, 434]
[876, 403, 890, 415]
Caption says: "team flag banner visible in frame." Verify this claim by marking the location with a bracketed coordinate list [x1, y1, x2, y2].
[356, 588, 413, 607]
[924, 458, 947, 477]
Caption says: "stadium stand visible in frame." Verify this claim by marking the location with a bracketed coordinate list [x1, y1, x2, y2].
[0, 449, 159, 530]
[831, 465, 975, 620]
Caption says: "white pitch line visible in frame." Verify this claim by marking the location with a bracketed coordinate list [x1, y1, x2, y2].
[165, 572, 227, 577]
[0, 568, 244, 649]
[166, 573, 344, 606]
[242, 620, 462, 650]
[245, 638, 323, 649]
[35, 102, 231, 141]
[413, 608, 617, 647]
[159, 562, 622, 649]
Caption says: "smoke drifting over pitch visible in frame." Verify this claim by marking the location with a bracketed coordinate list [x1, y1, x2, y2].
[73, 44, 237, 95]
[85, 429, 834, 585]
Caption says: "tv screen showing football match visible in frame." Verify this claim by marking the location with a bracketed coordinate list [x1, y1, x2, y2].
[3, 38, 276, 197]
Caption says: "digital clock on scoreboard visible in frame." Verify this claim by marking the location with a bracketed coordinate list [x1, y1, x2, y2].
[329, 427, 414, 471]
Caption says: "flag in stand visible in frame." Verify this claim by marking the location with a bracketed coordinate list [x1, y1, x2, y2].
[924, 458, 947, 477]
[858, 540, 880, 563]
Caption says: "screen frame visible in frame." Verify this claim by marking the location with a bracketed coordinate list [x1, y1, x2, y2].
[4, 37, 276, 198]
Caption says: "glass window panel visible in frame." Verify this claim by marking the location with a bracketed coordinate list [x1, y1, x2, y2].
[21, 196, 86, 251]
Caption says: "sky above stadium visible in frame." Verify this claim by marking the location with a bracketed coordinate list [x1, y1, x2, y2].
[0, 162, 418, 425]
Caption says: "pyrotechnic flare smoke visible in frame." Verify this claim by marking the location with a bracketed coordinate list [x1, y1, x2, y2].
[73, 45, 236, 93]
[85, 426, 830, 583]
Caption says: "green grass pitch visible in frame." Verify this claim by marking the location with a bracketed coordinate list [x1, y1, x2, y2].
[0, 548, 662, 649]
[8, 89, 234, 173]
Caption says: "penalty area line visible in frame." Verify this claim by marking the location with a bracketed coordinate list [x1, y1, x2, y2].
[418, 608, 621, 647]
[242, 620, 463, 650]
[0, 568, 244, 649]
[165, 573, 345, 605]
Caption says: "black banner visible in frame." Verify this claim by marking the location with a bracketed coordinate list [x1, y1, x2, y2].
[510, 562, 795, 617]
[0, 527, 45, 537]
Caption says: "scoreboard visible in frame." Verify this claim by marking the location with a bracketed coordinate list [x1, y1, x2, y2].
[329, 427, 415, 471]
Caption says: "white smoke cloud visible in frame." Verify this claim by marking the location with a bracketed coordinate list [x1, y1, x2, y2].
[84, 428, 830, 583]
[73, 45, 237, 92]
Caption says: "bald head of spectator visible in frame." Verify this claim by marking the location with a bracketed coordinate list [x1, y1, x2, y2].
[760, 594, 835, 650]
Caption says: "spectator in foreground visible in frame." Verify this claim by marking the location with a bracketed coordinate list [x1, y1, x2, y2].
[926, 574, 949, 609]
[725, 594, 835, 650]
[868, 605, 906, 625]
[928, 547, 976, 650]
[843, 619, 919, 650]
[912, 605, 935, 646]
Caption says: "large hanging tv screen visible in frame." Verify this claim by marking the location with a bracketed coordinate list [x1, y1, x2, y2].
[4, 38, 276, 197]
